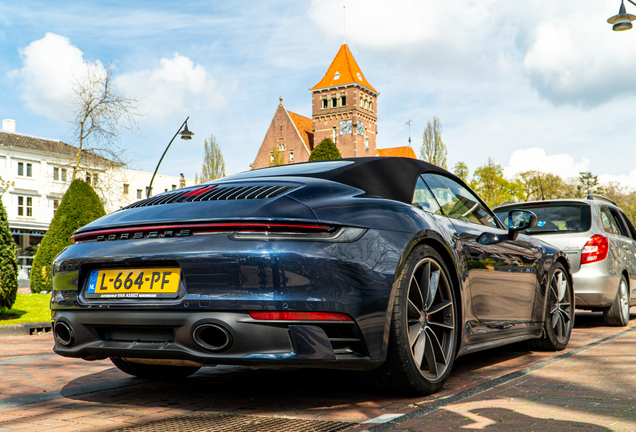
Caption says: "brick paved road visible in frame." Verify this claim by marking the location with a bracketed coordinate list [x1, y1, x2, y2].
[0, 310, 634, 431]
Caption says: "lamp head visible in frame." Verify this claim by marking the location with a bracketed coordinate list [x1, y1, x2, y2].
[179, 123, 194, 140]
[608, 1, 636, 31]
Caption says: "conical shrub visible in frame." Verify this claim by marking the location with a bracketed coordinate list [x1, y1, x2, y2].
[30, 179, 105, 293]
[309, 138, 342, 162]
[0, 197, 18, 310]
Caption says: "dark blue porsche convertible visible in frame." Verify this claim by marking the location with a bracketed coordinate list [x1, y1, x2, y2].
[50, 157, 574, 395]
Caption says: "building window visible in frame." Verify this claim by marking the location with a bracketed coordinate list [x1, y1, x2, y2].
[53, 199, 59, 214]
[289, 150, 294, 162]
[369, 101, 372, 111]
[322, 99, 328, 109]
[172, 184, 177, 190]
[270, 153, 275, 164]
[365, 137, 369, 151]
[18, 196, 32, 217]
[18, 162, 33, 177]
[123, 184, 130, 194]
[86, 173, 92, 184]
[331, 98, 337, 108]
[137, 189, 143, 199]
[61, 168, 67, 181]
[145, 187, 153, 197]
[332, 127, 337, 143]
[278, 144, 285, 152]
[54, 167, 59, 181]
[93, 173, 98, 185]
[341, 96, 346, 106]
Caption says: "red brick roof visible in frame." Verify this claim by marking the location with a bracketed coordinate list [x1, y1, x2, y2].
[287, 110, 314, 150]
[376, 146, 418, 159]
[311, 44, 377, 94]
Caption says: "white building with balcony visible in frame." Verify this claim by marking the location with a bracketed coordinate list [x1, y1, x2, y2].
[0, 119, 195, 275]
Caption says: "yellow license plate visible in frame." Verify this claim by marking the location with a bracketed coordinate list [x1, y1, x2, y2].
[85, 268, 181, 299]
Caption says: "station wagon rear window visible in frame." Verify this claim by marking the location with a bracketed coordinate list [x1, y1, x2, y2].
[495, 204, 592, 234]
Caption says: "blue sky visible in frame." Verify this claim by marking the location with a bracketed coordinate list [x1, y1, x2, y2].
[2, 1, 636, 186]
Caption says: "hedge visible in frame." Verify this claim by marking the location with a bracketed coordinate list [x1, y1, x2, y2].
[0, 197, 18, 310]
[30, 179, 105, 293]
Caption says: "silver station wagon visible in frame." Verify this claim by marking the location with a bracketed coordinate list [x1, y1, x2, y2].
[495, 195, 636, 326]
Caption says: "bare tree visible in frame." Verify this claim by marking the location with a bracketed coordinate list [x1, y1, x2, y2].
[420, 117, 447, 169]
[67, 62, 141, 179]
[200, 134, 226, 182]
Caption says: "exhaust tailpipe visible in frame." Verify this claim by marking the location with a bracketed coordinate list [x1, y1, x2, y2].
[192, 324, 232, 351]
[54, 321, 74, 346]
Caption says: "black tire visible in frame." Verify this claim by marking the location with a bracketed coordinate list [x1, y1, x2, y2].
[110, 358, 200, 379]
[528, 262, 574, 351]
[603, 275, 630, 326]
[362, 245, 458, 396]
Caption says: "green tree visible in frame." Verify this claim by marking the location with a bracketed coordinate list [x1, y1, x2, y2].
[452, 161, 469, 182]
[30, 180, 105, 293]
[471, 157, 523, 208]
[200, 134, 226, 182]
[309, 138, 342, 162]
[516, 170, 567, 201]
[0, 195, 18, 310]
[420, 117, 447, 169]
[578, 171, 602, 197]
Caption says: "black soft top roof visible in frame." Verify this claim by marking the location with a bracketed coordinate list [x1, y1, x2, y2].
[223, 157, 462, 204]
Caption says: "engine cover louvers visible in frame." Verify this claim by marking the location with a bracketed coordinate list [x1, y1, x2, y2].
[123, 185, 295, 209]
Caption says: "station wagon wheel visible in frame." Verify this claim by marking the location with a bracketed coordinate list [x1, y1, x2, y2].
[364, 245, 458, 395]
[604, 275, 631, 326]
[529, 262, 573, 351]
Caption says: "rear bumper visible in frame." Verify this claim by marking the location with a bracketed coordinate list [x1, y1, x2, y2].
[572, 261, 619, 308]
[53, 310, 380, 370]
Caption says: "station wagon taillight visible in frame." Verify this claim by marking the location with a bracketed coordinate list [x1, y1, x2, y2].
[581, 234, 609, 264]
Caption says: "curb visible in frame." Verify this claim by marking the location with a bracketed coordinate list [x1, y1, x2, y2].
[0, 322, 52, 337]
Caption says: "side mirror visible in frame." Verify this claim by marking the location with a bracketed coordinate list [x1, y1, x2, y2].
[508, 210, 537, 241]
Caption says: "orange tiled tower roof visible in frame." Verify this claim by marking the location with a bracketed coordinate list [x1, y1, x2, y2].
[311, 44, 377, 94]
[377, 146, 417, 159]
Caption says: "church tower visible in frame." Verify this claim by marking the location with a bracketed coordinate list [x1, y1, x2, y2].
[310, 44, 378, 158]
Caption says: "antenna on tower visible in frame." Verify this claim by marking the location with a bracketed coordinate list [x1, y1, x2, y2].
[406, 119, 412, 146]
[343, 6, 346, 43]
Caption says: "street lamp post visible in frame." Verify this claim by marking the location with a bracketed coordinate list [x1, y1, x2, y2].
[608, 0, 636, 31]
[146, 117, 194, 198]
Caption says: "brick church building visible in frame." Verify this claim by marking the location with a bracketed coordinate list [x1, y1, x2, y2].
[252, 43, 415, 169]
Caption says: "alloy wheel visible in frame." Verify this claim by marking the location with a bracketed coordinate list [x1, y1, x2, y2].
[549, 269, 573, 344]
[406, 258, 455, 381]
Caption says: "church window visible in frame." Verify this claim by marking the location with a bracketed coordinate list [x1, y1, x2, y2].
[278, 144, 285, 152]
[369, 101, 373, 111]
[341, 96, 346, 106]
[289, 151, 294, 162]
[365, 138, 369, 151]
[334, 71, 340, 80]
[331, 98, 337, 108]
[322, 99, 328, 109]
[332, 127, 337, 143]
[270, 153, 275, 164]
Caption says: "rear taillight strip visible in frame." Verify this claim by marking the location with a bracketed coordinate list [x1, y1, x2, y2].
[72, 222, 334, 242]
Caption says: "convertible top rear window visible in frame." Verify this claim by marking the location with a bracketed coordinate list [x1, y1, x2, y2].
[218, 161, 355, 181]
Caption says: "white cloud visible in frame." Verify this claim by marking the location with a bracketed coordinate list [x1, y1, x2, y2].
[11, 32, 105, 119]
[599, 170, 636, 189]
[11, 33, 224, 125]
[504, 147, 590, 179]
[115, 54, 225, 123]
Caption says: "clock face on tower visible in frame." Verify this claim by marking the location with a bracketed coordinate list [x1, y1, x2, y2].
[357, 121, 364, 135]
[340, 120, 352, 134]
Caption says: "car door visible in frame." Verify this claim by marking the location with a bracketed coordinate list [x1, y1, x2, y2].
[421, 173, 539, 327]
[600, 207, 628, 280]
[608, 208, 636, 301]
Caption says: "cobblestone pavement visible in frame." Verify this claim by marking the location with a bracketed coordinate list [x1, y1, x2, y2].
[0, 310, 634, 431]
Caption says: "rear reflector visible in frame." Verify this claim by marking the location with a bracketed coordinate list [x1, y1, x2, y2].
[581, 234, 609, 264]
[249, 311, 353, 322]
